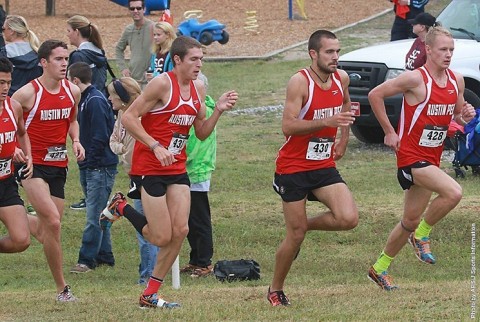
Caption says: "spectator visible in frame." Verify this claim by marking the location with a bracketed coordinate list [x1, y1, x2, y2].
[390, 0, 430, 41]
[66, 15, 110, 211]
[180, 73, 217, 278]
[115, 0, 154, 88]
[146, 21, 176, 82]
[1, 15, 42, 96]
[405, 12, 437, 70]
[107, 76, 159, 285]
[68, 62, 118, 273]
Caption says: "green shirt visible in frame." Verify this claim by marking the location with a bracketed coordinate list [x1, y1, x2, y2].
[186, 95, 217, 184]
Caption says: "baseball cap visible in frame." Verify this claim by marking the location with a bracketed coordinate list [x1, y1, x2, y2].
[408, 12, 436, 27]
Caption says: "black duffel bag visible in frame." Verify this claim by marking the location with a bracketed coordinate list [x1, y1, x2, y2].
[213, 259, 260, 282]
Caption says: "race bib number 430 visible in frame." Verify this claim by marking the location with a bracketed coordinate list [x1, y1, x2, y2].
[306, 137, 334, 160]
[419, 125, 448, 147]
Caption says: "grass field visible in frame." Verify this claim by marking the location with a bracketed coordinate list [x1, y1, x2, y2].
[2, 1, 477, 320]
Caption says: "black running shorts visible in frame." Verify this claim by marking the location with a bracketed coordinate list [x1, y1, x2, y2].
[273, 168, 346, 202]
[397, 161, 433, 190]
[130, 173, 190, 198]
[30, 164, 68, 199]
[0, 176, 24, 207]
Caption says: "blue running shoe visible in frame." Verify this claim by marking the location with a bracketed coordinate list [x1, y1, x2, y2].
[139, 293, 180, 309]
[408, 233, 436, 264]
[367, 266, 399, 291]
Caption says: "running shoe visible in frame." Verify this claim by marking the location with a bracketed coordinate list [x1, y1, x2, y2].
[408, 233, 436, 264]
[139, 293, 181, 309]
[267, 287, 291, 306]
[56, 285, 77, 302]
[367, 266, 399, 291]
[99, 192, 126, 230]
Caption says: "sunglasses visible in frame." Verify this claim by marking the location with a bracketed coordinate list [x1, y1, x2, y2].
[129, 6, 143, 11]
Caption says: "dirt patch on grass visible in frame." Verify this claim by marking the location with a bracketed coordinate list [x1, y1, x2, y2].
[5, 0, 392, 58]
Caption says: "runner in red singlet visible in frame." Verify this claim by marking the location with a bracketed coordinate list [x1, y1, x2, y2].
[12, 40, 84, 302]
[100, 36, 238, 308]
[268, 30, 358, 306]
[0, 57, 33, 254]
[367, 27, 476, 290]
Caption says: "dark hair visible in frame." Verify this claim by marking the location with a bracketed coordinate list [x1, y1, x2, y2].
[170, 36, 202, 67]
[38, 39, 68, 61]
[128, 0, 144, 7]
[0, 56, 13, 73]
[68, 61, 92, 84]
[308, 30, 337, 52]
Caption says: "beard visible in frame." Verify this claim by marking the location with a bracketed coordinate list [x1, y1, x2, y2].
[316, 61, 337, 74]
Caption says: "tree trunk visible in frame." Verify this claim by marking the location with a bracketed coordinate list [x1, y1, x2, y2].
[46, 0, 55, 16]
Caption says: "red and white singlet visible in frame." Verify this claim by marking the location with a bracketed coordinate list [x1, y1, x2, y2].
[130, 71, 201, 176]
[275, 69, 344, 174]
[0, 97, 18, 179]
[24, 79, 76, 168]
[397, 66, 458, 168]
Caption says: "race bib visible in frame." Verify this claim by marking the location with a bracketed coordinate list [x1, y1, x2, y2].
[306, 137, 334, 160]
[44, 145, 67, 161]
[0, 157, 12, 177]
[419, 125, 448, 147]
[168, 133, 189, 155]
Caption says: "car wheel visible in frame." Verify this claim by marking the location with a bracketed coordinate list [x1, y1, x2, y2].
[218, 30, 229, 44]
[464, 88, 480, 107]
[351, 125, 385, 144]
[199, 31, 213, 46]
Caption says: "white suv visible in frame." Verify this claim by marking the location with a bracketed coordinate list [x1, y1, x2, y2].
[338, 0, 480, 143]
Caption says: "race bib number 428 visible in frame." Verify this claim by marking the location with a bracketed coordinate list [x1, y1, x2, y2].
[419, 125, 448, 147]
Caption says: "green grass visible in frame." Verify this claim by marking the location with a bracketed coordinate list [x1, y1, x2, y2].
[1, 1, 476, 320]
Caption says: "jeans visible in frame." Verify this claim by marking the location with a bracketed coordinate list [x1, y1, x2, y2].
[133, 198, 159, 284]
[77, 167, 117, 268]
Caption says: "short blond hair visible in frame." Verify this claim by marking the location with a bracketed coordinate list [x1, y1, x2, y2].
[425, 26, 452, 47]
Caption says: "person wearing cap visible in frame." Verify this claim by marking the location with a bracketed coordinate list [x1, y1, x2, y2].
[389, 0, 430, 41]
[405, 12, 437, 70]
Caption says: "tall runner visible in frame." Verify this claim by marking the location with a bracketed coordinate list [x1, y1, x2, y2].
[0, 56, 33, 254]
[100, 36, 238, 308]
[268, 30, 358, 306]
[368, 26, 475, 290]
[12, 40, 84, 302]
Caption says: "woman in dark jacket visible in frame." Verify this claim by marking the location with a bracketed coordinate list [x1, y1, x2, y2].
[1, 15, 42, 96]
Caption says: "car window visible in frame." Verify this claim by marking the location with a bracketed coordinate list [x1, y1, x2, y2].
[438, 0, 480, 40]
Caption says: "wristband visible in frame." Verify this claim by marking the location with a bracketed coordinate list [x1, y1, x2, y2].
[73, 140, 80, 143]
[459, 115, 467, 126]
[150, 141, 162, 151]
